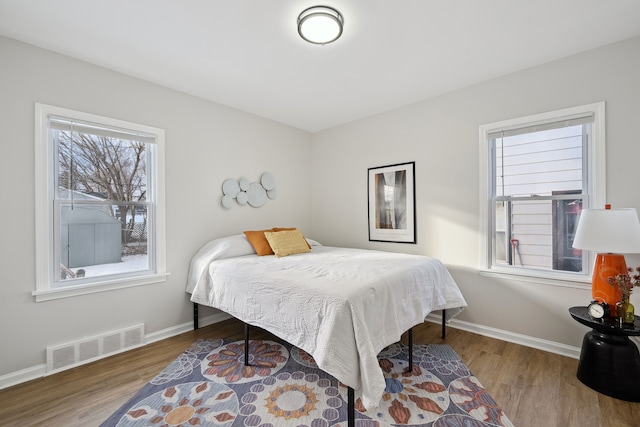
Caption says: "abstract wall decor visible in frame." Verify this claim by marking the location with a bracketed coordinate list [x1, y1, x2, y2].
[221, 172, 277, 209]
[367, 162, 416, 243]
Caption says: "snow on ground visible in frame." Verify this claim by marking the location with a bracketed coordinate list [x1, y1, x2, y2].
[74, 255, 148, 277]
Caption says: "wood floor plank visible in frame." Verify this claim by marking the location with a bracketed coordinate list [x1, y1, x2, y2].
[1, 318, 639, 426]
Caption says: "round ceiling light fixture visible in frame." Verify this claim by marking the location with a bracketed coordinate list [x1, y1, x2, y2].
[297, 5, 344, 45]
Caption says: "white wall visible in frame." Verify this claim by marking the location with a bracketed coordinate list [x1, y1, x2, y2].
[0, 36, 312, 378]
[3, 32, 640, 384]
[310, 36, 640, 349]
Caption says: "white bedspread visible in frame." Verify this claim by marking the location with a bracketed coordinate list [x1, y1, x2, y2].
[187, 236, 467, 410]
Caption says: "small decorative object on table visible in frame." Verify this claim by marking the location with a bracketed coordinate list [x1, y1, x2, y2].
[587, 300, 609, 319]
[608, 267, 640, 326]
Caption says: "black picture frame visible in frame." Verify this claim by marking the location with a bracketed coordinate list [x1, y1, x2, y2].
[367, 161, 416, 243]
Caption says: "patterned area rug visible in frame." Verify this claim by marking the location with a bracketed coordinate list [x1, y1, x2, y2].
[100, 339, 513, 427]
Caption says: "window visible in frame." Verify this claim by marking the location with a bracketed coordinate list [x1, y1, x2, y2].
[34, 104, 166, 301]
[479, 102, 605, 283]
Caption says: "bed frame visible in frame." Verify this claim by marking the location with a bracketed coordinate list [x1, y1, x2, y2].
[192, 303, 447, 338]
[192, 303, 447, 427]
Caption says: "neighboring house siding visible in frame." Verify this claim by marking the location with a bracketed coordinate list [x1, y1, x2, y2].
[510, 200, 552, 268]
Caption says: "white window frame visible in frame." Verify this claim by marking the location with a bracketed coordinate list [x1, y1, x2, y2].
[34, 103, 167, 301]
[479, 102, 606, 286]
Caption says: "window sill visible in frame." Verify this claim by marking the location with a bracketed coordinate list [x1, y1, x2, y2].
[33, 272, 170, 302]
[479, 268, 591, 289]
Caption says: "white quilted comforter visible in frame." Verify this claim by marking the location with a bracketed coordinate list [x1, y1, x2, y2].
[186, 235, 467, 410]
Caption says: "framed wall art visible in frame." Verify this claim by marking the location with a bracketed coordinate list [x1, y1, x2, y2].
[367, 161, 416, 243]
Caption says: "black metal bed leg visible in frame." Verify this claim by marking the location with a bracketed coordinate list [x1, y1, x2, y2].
[408, 327, 413, 371]
[193, 303, 199, 330]
[244, 322, 250, 366]
[442, 309, 447, 339]
[347, 386, 354, 427]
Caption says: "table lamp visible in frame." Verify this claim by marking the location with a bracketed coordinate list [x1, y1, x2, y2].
[572, 205, 640, 314]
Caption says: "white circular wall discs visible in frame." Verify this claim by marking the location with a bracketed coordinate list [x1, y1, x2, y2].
[221, 195, 234, 209]
[220, 173, 275, 209]
[247, 182, 267, 207]
[239, 177, 250, 191]
[222, 179, 240, 197]
[236, 191, 248, 205]
[261, 172, 275, 191]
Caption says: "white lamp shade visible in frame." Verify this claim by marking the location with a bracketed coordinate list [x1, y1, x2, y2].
[572, 208, 640, 253]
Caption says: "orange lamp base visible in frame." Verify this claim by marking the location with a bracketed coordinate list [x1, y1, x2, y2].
[592, 253, 626, 314]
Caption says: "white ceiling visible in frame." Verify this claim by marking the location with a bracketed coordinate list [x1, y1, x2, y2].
[1, 1, 640, 132]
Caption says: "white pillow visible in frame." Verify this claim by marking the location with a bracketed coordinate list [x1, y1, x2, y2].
[306, 238, 322, 247]
[186, 234, 255, 293]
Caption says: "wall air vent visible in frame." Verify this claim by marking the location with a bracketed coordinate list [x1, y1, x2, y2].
[46, 324, 145, 374]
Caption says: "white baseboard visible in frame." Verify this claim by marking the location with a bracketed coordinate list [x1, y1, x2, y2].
[425, 313, 581, 359]
[0, 364, 46, 391]
[0, 312, 590, 391]
[145, 311, 232, 344]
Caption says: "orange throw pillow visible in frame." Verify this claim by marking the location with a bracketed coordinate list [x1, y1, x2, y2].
[244, 229, 275, 256]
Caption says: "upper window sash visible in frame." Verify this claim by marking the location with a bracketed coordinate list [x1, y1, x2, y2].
[490, 124, 587, 199]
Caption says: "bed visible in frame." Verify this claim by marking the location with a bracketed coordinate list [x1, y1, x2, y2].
[186, 232, 467, 422]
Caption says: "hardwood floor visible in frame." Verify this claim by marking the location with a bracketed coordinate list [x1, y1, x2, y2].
[1, 318, 639, 426]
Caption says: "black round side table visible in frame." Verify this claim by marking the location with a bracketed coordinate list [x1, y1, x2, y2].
[569, 306, 640, 402]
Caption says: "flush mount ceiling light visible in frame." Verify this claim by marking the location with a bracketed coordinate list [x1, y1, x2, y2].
[297, 5, 344, 45]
